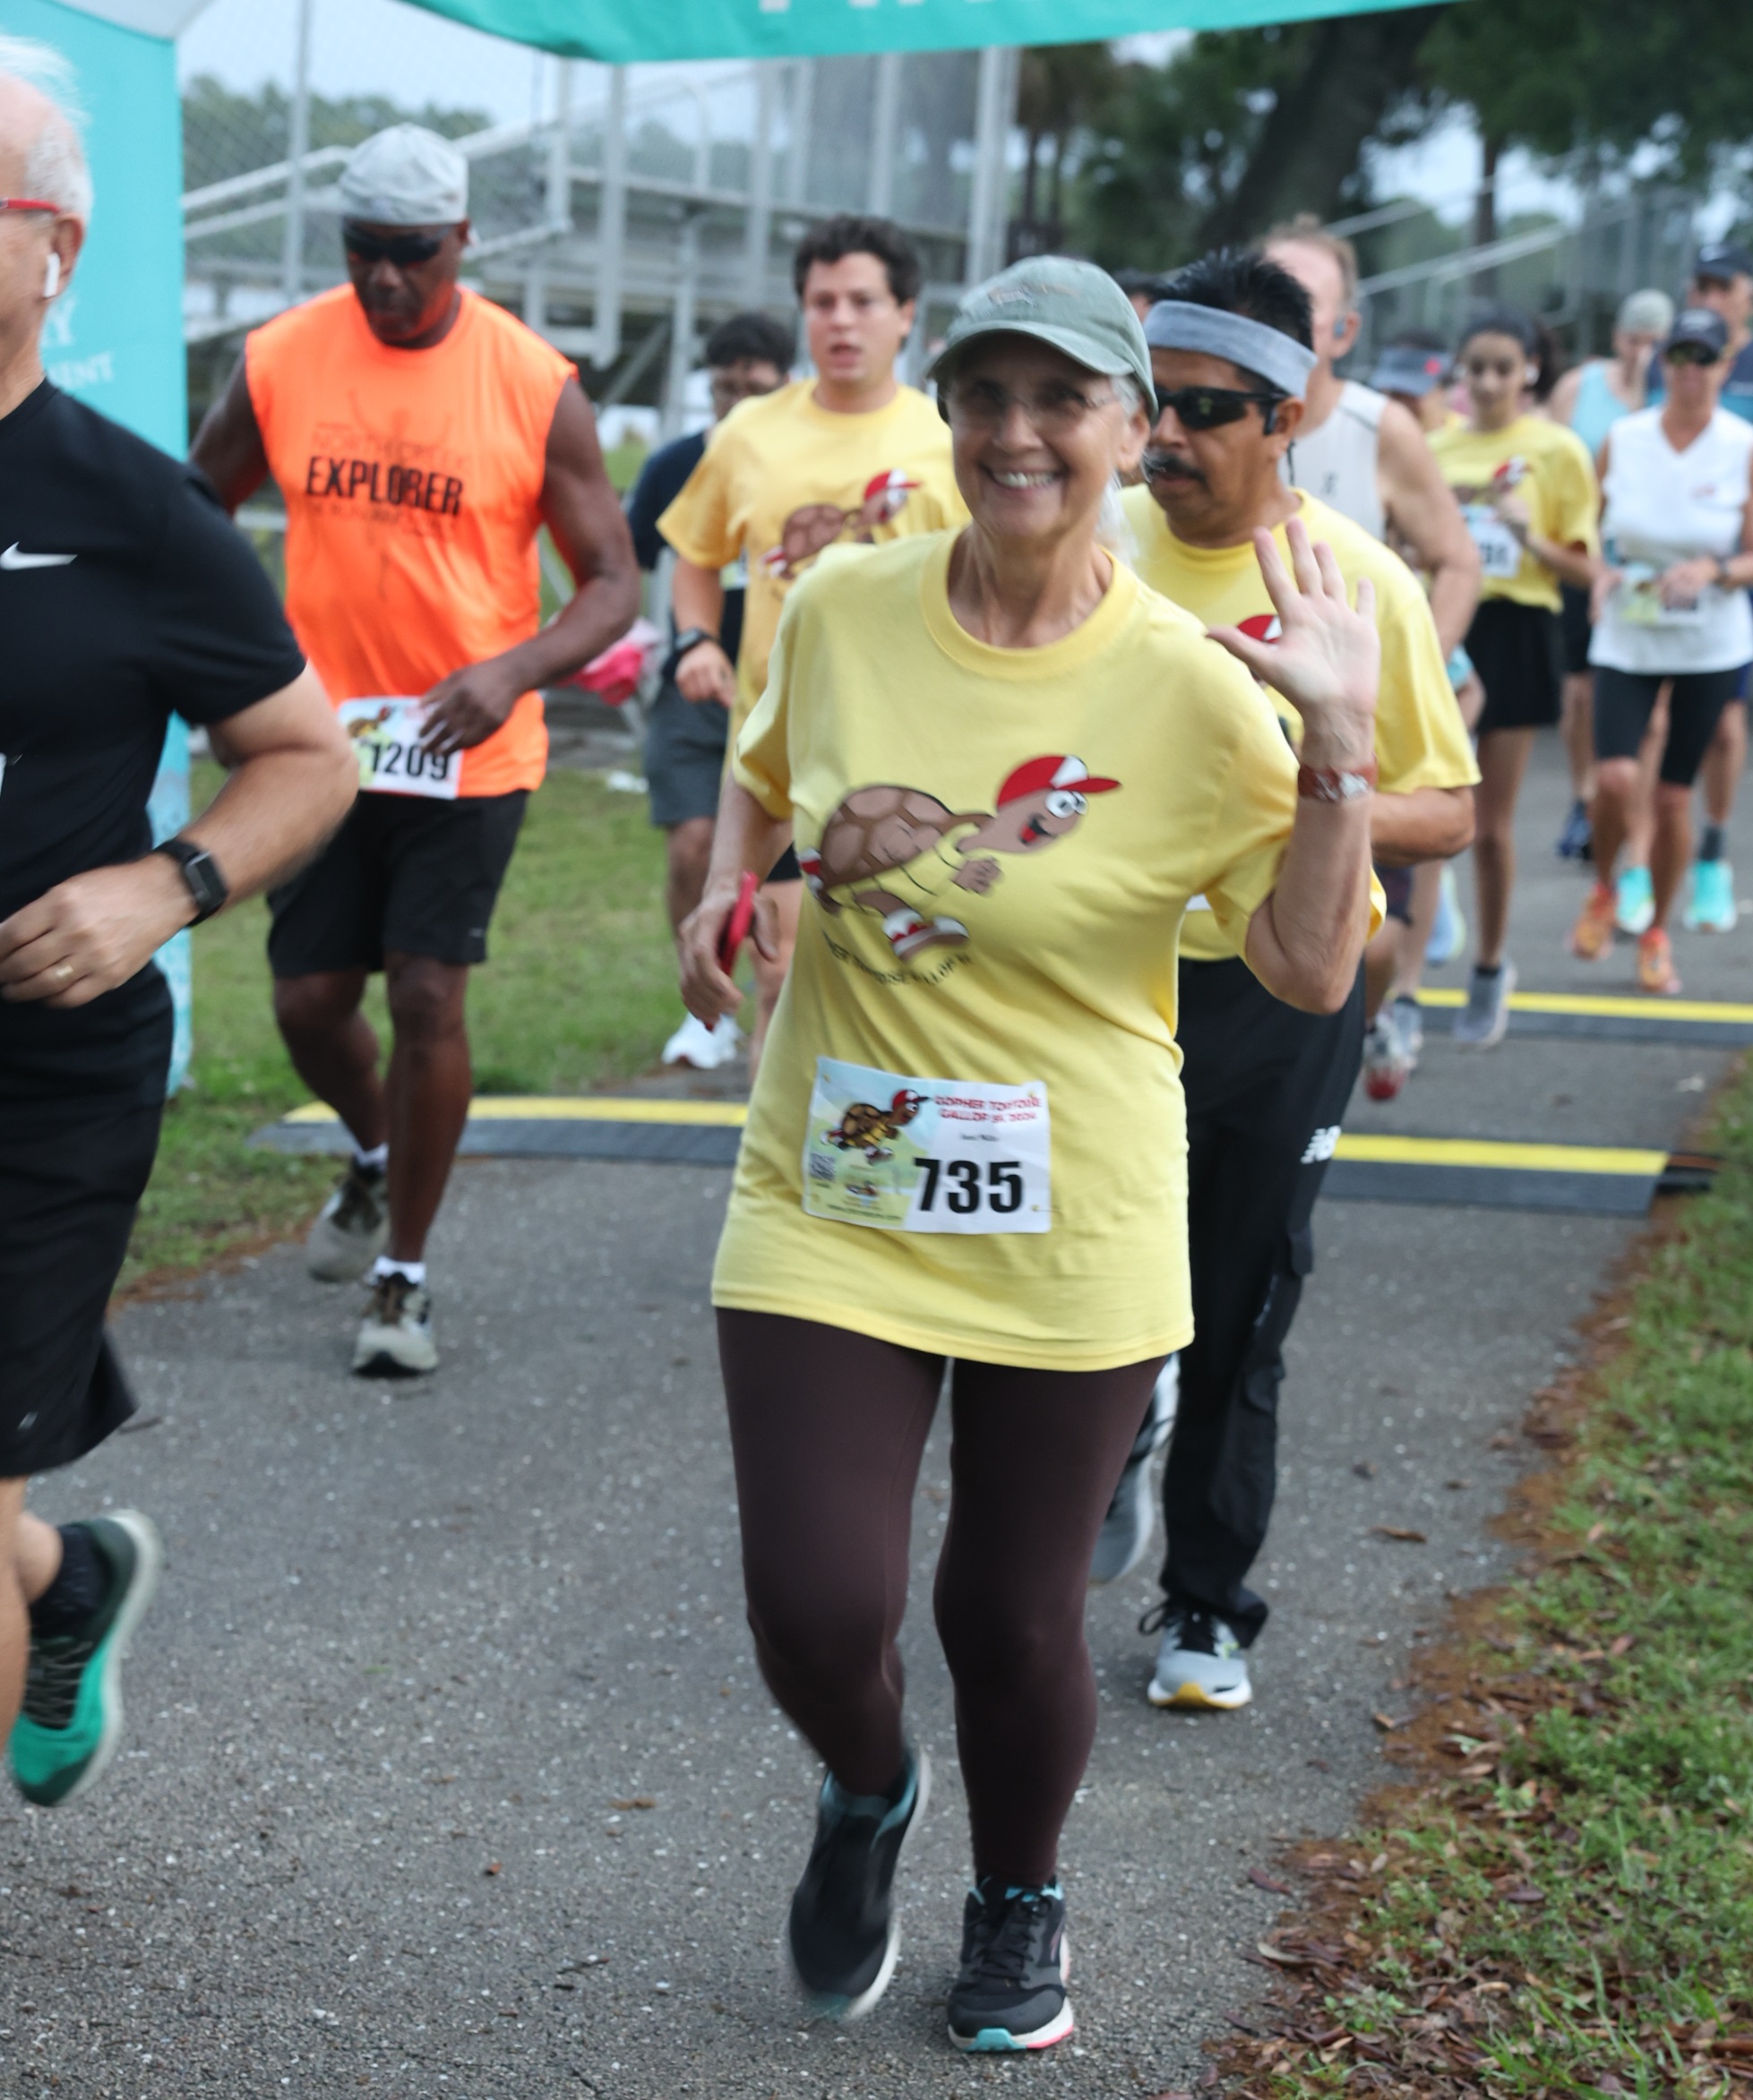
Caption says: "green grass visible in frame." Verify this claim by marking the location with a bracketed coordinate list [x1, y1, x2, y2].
[124, 764, 672, 1291]
[1231, 1065, 1753, 2096]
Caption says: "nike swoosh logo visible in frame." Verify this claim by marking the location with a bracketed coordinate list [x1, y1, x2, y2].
[0, 543, 76, 569]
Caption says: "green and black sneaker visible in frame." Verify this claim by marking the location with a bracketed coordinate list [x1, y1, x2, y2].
[10, 1513, 162, 1808]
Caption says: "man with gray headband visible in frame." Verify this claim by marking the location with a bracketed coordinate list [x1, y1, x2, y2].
[1087, 250, 1478, 1718]
[194, 124, 639, 1379]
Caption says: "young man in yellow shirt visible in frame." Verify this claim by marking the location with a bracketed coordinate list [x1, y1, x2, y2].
[1092, 250, 1478, 1713]
[658, 216, 966, 1071]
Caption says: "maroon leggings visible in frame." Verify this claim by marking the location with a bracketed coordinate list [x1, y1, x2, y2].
[718, 1309, 1162, 1885]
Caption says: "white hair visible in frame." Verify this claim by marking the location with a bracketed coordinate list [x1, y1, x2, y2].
[1096, 376, 1146, 557]
[0, 35, 93, 225]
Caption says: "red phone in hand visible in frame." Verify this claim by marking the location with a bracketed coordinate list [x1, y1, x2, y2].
[717, 870, 760, 974]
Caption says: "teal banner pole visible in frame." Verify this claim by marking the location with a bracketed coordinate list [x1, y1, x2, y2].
[404, 0, 1441, 64]
[0, 0, 193, 1091]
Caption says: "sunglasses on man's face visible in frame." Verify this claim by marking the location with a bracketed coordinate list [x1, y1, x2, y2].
[1665, 343, 1722, 368]
[1152, 383, 1285, 432]
[343, 224, 448, 268]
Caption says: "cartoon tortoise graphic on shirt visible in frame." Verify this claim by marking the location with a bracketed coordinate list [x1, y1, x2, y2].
[826, 1088, 927, 1163]
[759, 469, 922, 580]
[797, 755, 1121, 961]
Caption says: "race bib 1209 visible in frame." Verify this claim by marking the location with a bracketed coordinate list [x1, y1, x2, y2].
[1463, 504, 1523, 580]
[338, 699, 460, 800]
[802, 1057, 1052, 1234]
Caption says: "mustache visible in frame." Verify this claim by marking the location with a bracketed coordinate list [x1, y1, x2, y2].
[1143, 447, 1204, 485]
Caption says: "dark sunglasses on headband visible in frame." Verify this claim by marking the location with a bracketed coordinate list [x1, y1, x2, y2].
[342, 223, 448, 268]
[1664, 342, 1722, 368]
[1153, 383, 1286, 433]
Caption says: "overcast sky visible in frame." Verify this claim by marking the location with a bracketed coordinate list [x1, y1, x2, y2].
[176, 0, 1644, 236]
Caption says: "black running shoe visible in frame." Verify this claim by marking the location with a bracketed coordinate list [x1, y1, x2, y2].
[948, 1876, 1074, 2052]
[786, 1744, 929, 2019]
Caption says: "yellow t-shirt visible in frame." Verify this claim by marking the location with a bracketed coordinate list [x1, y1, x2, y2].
[714, 532, 1319, 1372]
[1120, 484, 1478, 962]
[656, 378, 967, 744]
[1429, 413, 1599, 612]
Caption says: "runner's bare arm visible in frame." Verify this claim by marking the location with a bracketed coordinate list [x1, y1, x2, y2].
[1369, 784, 1474, 866]
[671, 560, 737, 706]
[1209, 524, 1379, 1015]
[1545, 365, 1584, 430]
[677, 776, 793, 1024]
[0, 667, 355, 1009]
[189, 352, 271, 513]
[421, 379, 640, 755]
[1376, 399, 1481, 658]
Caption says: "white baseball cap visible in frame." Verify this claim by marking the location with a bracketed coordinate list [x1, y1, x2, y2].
[339, 124, 468, 227]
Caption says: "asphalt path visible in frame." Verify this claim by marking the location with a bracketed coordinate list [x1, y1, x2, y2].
[8, 736, 1744, 2098]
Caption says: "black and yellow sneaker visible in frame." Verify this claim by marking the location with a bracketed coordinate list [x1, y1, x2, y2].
[10, 1513, 162, 1808]
[786, 1744, 929, 2020]
[947, 1877, 1074, 2053]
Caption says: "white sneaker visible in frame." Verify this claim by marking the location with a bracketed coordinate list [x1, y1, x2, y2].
[662, 1011, 731, 1069]
[1146, 1605, 1251, 1710]
[1089, 1360, 1178, 1586]
[305, 1162, 389, 1282]
[1452, 958, 1516, 1049]
[352, 1273, 437, 1376]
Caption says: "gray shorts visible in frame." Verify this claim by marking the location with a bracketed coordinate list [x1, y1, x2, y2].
[644, 679, 728, 828]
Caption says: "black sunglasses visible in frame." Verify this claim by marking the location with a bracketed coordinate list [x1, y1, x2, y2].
[342, 223, 448, 268]
[1665, 342, 1722, 368]
[1153, 383, 1287, 433]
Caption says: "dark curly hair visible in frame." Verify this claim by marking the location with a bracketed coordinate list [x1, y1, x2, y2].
[703, 310, 796, 372]
[792, 215, 922, 307]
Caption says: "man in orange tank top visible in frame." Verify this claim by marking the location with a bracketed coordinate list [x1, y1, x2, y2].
[193, 124, 639, 1379]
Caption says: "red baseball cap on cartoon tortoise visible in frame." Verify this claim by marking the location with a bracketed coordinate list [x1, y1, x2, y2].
[994, 755, 1121, 812]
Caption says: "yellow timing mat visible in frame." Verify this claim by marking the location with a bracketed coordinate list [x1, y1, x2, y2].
[262, 1100, 1693, 1217]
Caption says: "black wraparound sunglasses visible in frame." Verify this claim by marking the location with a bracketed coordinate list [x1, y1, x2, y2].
[342, 223, 448, 268]
[1153, 383, 1288, 433]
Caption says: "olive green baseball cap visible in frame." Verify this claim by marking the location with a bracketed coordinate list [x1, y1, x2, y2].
[927, 256, 1153, 401]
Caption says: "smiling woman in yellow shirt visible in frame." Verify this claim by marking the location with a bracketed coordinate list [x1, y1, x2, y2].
[1431, 307, 1599, 1045]
[675, 258, 1384, 2057]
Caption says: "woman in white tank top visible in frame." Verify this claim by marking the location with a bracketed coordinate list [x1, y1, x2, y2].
[1570, 307, 1753, 992]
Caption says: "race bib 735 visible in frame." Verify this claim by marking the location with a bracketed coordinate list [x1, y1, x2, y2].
[802, 1057, 1052, 1234]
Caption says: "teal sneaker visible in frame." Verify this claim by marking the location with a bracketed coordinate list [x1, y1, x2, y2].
[1614, 864, 1655, 936]
[1684, 858, 1738, 933]
[10, 1513, 162, 1807]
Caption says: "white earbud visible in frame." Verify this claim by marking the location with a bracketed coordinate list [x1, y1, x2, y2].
[42, 251, 60, 298]
[1525, 362, 1539, 387]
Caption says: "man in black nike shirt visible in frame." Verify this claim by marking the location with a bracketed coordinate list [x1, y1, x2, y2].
[0, 42, 356, 1810]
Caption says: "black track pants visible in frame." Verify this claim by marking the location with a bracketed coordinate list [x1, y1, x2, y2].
[1158, 958, 1365, 1646]
[718, 1309, 1161, 1884]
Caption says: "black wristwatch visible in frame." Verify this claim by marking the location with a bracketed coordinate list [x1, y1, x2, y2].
[666, 626, 720, 681]
[153, 837, 229, 925]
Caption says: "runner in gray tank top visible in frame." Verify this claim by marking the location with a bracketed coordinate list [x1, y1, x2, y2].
[1265, 219, 1481, 1099]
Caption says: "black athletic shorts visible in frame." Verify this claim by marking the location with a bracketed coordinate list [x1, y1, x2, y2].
[1593, 664, 1747, 787]
[0, 1089, 162, 1475]
[644, 679, 728, 829]
[268, 789, 528, 977]
[1376, 863, 1414, 925]
[1468, 598, 1563, 734]
[1559, 582, 1593, 678]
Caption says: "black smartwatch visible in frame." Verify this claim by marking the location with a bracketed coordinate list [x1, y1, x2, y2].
[153, 837, 229, 925]
[665, 627, 720, 682]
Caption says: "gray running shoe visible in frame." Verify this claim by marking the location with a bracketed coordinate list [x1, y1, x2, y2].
[947, 1878, 1074, 2052]
[352, 1273, 437, 1376]
[305, 1162, 389, 1281]
[1452, 958, 1517, 1049]
[1144, 1602, 1251, 1710]
[1391, 992, 1424, 1066]
[1089, 1360, 1178, 1586]
[786, 1745, 929, 2021]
